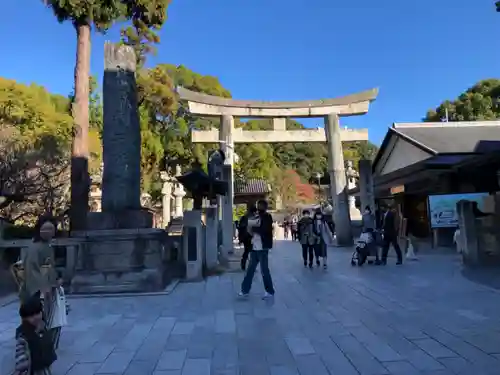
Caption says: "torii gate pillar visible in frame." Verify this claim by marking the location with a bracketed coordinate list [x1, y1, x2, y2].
[325, 114, 352, 245]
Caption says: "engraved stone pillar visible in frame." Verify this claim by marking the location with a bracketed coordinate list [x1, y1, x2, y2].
[358, 159, 375, 212]
[102, 43, 141, 212]
[220, 114, 235, 257]
[324, 114, 353, 246]
[160, 171, 172, 227]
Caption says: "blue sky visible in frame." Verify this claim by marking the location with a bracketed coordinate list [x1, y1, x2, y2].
[1, 0, 499, 144]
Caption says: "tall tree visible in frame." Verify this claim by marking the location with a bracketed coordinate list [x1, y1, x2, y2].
[425, 79, 500, 122]
[43, 0, 171, 230]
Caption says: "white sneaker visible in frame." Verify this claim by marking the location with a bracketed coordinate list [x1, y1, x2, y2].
[262, 292, 274, 300]
[238, 292, 249, 298]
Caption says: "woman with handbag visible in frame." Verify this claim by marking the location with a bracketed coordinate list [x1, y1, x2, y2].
[19, 216, 60, 352]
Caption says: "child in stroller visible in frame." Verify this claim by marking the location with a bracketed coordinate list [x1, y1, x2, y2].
[351, 229, 381, 266]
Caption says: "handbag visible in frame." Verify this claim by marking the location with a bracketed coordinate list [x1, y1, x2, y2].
[49, 287, 68, 329]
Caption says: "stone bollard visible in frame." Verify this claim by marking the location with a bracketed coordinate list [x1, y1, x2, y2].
[456, 200, 479, 266]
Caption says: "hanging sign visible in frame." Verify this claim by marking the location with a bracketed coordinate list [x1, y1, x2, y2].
[390, 185, 405, 195]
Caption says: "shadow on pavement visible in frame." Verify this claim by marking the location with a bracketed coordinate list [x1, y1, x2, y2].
[462, 266, 500, 290]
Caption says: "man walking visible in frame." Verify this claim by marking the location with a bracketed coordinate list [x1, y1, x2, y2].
[381, 206, 403, 265]
[239, 200, 275, 299]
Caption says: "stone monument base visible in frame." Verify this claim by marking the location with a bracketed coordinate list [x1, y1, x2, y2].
[86, 210, 153, 230]
[69, 228, 168, 294]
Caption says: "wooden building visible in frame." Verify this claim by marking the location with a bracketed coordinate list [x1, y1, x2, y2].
[371, 121, 500, 241]
[234, 179, 271, 205]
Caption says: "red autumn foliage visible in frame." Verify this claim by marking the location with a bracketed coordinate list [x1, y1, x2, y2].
[280, 169, 316, 204]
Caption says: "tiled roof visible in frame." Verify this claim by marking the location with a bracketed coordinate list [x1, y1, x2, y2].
[234, 179, 270, 195]
[393, 121, 500, 153]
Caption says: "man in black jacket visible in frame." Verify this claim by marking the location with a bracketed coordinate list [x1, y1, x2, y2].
[239, 200, 275, 299]
[381, 206, 403, 265]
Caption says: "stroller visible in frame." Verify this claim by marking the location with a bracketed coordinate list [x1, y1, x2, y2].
[351, 229, 382, 266]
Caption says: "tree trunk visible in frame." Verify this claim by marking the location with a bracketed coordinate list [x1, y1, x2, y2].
[70, 23, 91, 232]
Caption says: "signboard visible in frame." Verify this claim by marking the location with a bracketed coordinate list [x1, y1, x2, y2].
[428, 193, 488, 228]
[390, 185, 405, 195]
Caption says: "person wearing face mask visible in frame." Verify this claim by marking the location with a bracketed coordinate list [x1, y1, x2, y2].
[238, 200, 275, 299]
[20, 215, 59, 353]
[312, 209, 332, 269]
[298, 210, 315, 268]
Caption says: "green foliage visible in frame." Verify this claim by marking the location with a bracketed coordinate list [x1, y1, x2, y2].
[0, 77, 72, 155]
[496, 1, 500, 12]
[425, 79, 500, 122]
[0, 78, 78, 222]
[233, 205, 247, 221]
[43, 0, 170, 30]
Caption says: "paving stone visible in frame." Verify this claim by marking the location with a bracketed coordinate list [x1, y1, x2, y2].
[79, 343, 115, 363]
[382, 361, 419, 375]
[96, 350, 135, 374]
[332, 335, 389, 375]
[172, 322, 195, 335]
[269, 364, 299, 375]
[405, 349, 446, 372]
[284, 337, 315, 356]
[182, 358, 211, 375]
[124, 360, 158, 375]
[294, 354, 330, 375]
[215, 310, 236, 333]
[310, 337, 359, 375]
[156, 350, 187, 371]
[66, 363, 102, 375]
[412, 338, 458, 359]
[1, 242, 499, 375]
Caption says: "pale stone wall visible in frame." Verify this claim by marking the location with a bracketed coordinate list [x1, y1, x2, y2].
[379, 137, 432, 175]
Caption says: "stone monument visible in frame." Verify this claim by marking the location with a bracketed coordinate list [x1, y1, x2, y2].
[178, 87, 378, 246]
[160, 169, 174, 227]
[70, 43, 167, 293]
[346, 160, 361, 220]
[358, 159, 375, 213]
[173, 165, 186, 218]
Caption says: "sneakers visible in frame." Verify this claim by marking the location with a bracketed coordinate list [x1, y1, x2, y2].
[262, 292, 274, 300]
[237, 292, 249, 298]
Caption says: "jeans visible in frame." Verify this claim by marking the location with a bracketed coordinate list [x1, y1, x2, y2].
[241, 250, 275, 295]
[301, 244, 314, 265]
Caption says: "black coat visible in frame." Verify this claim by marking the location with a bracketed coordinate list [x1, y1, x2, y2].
[253, 212, 274, 250]
[382, 211, 398, 237]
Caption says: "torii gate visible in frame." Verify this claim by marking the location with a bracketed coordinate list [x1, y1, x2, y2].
[178, 86, 378, 252]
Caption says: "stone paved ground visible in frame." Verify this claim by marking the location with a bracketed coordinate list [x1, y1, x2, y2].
[1, 240, 500, 375]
